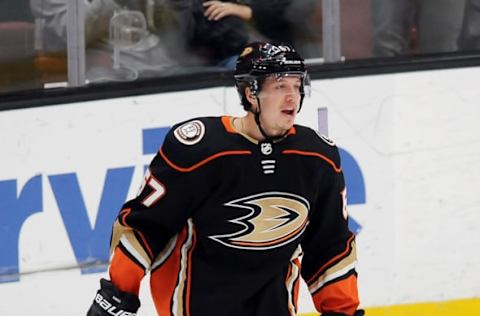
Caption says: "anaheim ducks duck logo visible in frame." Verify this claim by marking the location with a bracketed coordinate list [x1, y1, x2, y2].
[209, 192, 310, 250]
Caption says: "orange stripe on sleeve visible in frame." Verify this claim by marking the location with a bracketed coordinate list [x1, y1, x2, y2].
[282, 149, 341, 173]
[118, 208, 155, 260]
[307, 234, 355, 284]
[119, 208, 131, 226]
[293, 258, 301, 312]
[185, 225, 197, 316]
[136, 231, 155, 260]
[109, 246, 145, 296]
[311, 273, 359, 315]
[150, 226, 188, 316]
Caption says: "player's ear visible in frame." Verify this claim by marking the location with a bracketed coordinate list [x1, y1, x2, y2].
[245, 87, 258, 111]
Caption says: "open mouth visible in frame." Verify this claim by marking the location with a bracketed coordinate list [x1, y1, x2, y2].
[282, 109, 295, 116]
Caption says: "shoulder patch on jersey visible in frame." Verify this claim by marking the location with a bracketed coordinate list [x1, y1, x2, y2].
[173, 120, 205, 145]
[315, 130, 336, 146]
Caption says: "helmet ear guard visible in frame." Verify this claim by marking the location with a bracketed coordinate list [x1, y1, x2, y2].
[249, 79, 259, 97]
[301, 72, 311, 98]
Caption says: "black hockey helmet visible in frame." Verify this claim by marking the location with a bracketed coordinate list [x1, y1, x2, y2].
[234, 42, 310, 112]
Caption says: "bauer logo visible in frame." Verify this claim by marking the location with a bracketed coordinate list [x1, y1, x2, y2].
[94, 293, 137, 316]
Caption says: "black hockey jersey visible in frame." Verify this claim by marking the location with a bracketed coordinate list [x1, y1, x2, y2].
[108, 116, 359, 316]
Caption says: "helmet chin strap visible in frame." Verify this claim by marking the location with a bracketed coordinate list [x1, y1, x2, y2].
[251, 96, 288, 142]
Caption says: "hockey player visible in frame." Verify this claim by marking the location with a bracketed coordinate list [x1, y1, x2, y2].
[87, 41, 364, 316]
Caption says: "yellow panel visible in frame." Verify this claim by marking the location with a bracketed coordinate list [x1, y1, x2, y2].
[298, 298, 480, 316]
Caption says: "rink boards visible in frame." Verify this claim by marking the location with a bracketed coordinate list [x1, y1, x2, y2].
[1, 66, 480, 315]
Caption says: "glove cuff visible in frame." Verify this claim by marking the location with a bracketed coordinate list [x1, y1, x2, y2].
[87, 278, 140, 316]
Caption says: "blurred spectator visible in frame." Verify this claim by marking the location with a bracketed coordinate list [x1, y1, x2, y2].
[371, 0, 467, 57]
[340, 0, 372, 59]
[0, 0, 40, 93]
[201, 0, 322, 60]
[190, 0, 249, 68]
[0, 0, 33, 22]
[284, 0, 322, 59]
[29, 0, 204, 82]
[459, 0, 480, 50]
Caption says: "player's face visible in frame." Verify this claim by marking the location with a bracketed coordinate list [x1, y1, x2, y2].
[256, 74, 302, 136]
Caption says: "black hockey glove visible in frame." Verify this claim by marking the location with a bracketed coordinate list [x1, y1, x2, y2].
[87, 278, 140, 316]
[322, 310, 365, 316]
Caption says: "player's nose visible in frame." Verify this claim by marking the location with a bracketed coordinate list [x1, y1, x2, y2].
[285, 90, 299, 103]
